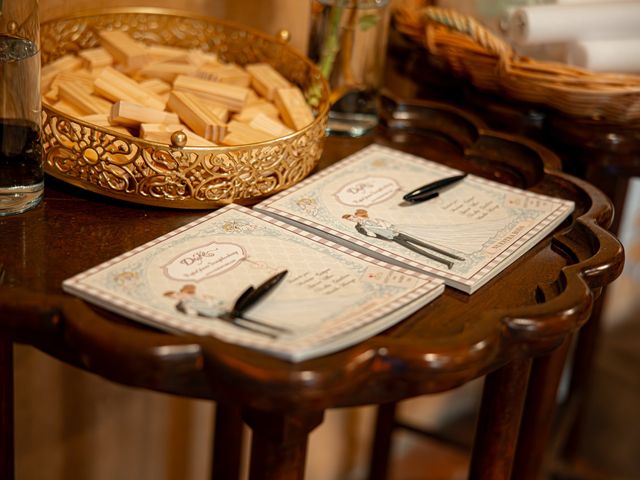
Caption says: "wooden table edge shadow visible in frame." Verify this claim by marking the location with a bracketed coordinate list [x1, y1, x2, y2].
[365, 93, 625, 480]
[386, 34, 640, 477]
[0, 93, 624, 480]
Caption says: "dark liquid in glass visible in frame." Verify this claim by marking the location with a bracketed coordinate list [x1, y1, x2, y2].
[1, 34, 43, 213]
[0, 118, 43, 188]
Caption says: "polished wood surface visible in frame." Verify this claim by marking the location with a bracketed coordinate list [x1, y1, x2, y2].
[0, 339, 14, 479]
[369, 402, 398, 480]
[212, 404, 243, 480]
[384, 33, 638, 478]
[468, 359, 531, 480]
[0, 94, 624, 479]
[512, 337, 572, 480]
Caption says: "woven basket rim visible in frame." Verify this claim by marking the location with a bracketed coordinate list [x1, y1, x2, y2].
[393, 3, 640, 123]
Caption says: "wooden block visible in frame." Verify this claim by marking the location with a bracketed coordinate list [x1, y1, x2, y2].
[80, 114, 132, 135]
[140, 123, 216, 146]
[58, 83, 113, 115]
[136, 78, 171, 105]
[52, 100, 85, 117]
[44, 67, 97, 103]
[50, 71, 95, 94]
[249, 113, 293, 138]
[41, 54, 83, 76]
[78, 47, 114, 69]
[246, 90, 273, 106]
[94, 67, 166, 110]
[98, 30, 148, 70]
[44, 87, 59, 103]
[222, 120, 274, 145]
[41, 54, 83, 90]
[58, 69, 96, 82]
[88, 67, 108, 78]
[145, 45, 190, 63]
[138, 78, 172, 95]
[187, 49, 221, 68]
[42, 96, 55, 107]
[167, 91, 227, 142]
[109, 101, 179, 127]
[246, 89, 261, 105]
[194, 95, 230, 123]
[173, 75, 250, 112]
[195, 64, 251, 88]
[245, 63, 291, 100]
[138, 62, 199, 83]
[274, 87, 314, 131]
[233, 102, 280, 122]
[80, 114, 114, 127]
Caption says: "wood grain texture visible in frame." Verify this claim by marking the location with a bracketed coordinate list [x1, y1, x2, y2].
[243, 408, 324, 480]
[0, 93, 624, 480]
[0, 94, 623, 408]
[0, 339, 14, 480]
[212, 404, 243, 480]
[387, 40, 638, 479]
[468, 359, 531, 480]
[512, 337, 573, 480]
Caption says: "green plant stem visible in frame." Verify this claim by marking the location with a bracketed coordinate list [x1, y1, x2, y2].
[318, 4, 344, 81]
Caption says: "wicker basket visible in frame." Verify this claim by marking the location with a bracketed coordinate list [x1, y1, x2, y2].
[394, 2, 640, 124]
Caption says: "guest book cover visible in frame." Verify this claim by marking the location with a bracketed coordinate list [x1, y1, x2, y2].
[63, 205, 444, 362]
[256, 144, 575, 293]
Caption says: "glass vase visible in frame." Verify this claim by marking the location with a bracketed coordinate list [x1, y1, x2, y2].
[308, 0, 390, 137]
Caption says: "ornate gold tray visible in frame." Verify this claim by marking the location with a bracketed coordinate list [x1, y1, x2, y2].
[41, 8, 330, 209]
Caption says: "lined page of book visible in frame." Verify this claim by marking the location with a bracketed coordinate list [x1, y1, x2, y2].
[63, 204, 444, 361]
[256, 144, 575, 293]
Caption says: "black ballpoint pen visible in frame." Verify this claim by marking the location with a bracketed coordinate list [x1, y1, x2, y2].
[231, 270, 288, 318]
[175, 271, 290, 338]
[403, 173, 468, 203]
[225, 269, 291, 336]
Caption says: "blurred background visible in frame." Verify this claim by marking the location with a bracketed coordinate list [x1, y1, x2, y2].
[15, 1, 640, 479]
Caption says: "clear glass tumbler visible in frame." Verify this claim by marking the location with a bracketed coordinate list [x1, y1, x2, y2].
[0, 0, 43, 216]
[308, 0, 390, 137]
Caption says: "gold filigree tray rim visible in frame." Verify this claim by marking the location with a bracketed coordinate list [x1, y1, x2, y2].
[41, 8, 330, 210]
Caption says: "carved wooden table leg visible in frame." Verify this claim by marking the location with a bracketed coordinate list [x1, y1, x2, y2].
[561, 303, 603, 461]
[368, 402, 398, 480]
[212, 403, 244, 480]
[468, 358, 532, 480]
[511, 337, 572, 480]
[242, 408, 324, 480]
[0, 337, 14, 480]
[554, 161, 630, 465]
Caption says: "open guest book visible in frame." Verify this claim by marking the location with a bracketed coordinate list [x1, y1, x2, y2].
[63, 204, 445, 362]
[63, 144, 574, 361]
[255, 144, 575, 294]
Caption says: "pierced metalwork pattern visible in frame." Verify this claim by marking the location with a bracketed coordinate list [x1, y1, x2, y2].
[41, 9, 330, 209]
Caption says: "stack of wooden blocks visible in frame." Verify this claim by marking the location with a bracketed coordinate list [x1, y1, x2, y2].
[42, 30, 315, 147]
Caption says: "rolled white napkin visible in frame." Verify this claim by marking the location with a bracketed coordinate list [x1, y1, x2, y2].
[556, 0, 636, 4]
[567, 38, 640, 72]
[507, 2, 640, 45]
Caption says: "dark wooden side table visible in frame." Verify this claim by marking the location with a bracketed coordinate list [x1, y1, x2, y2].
[0, 95, 623, 480]
[385, 34, 639, 478]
